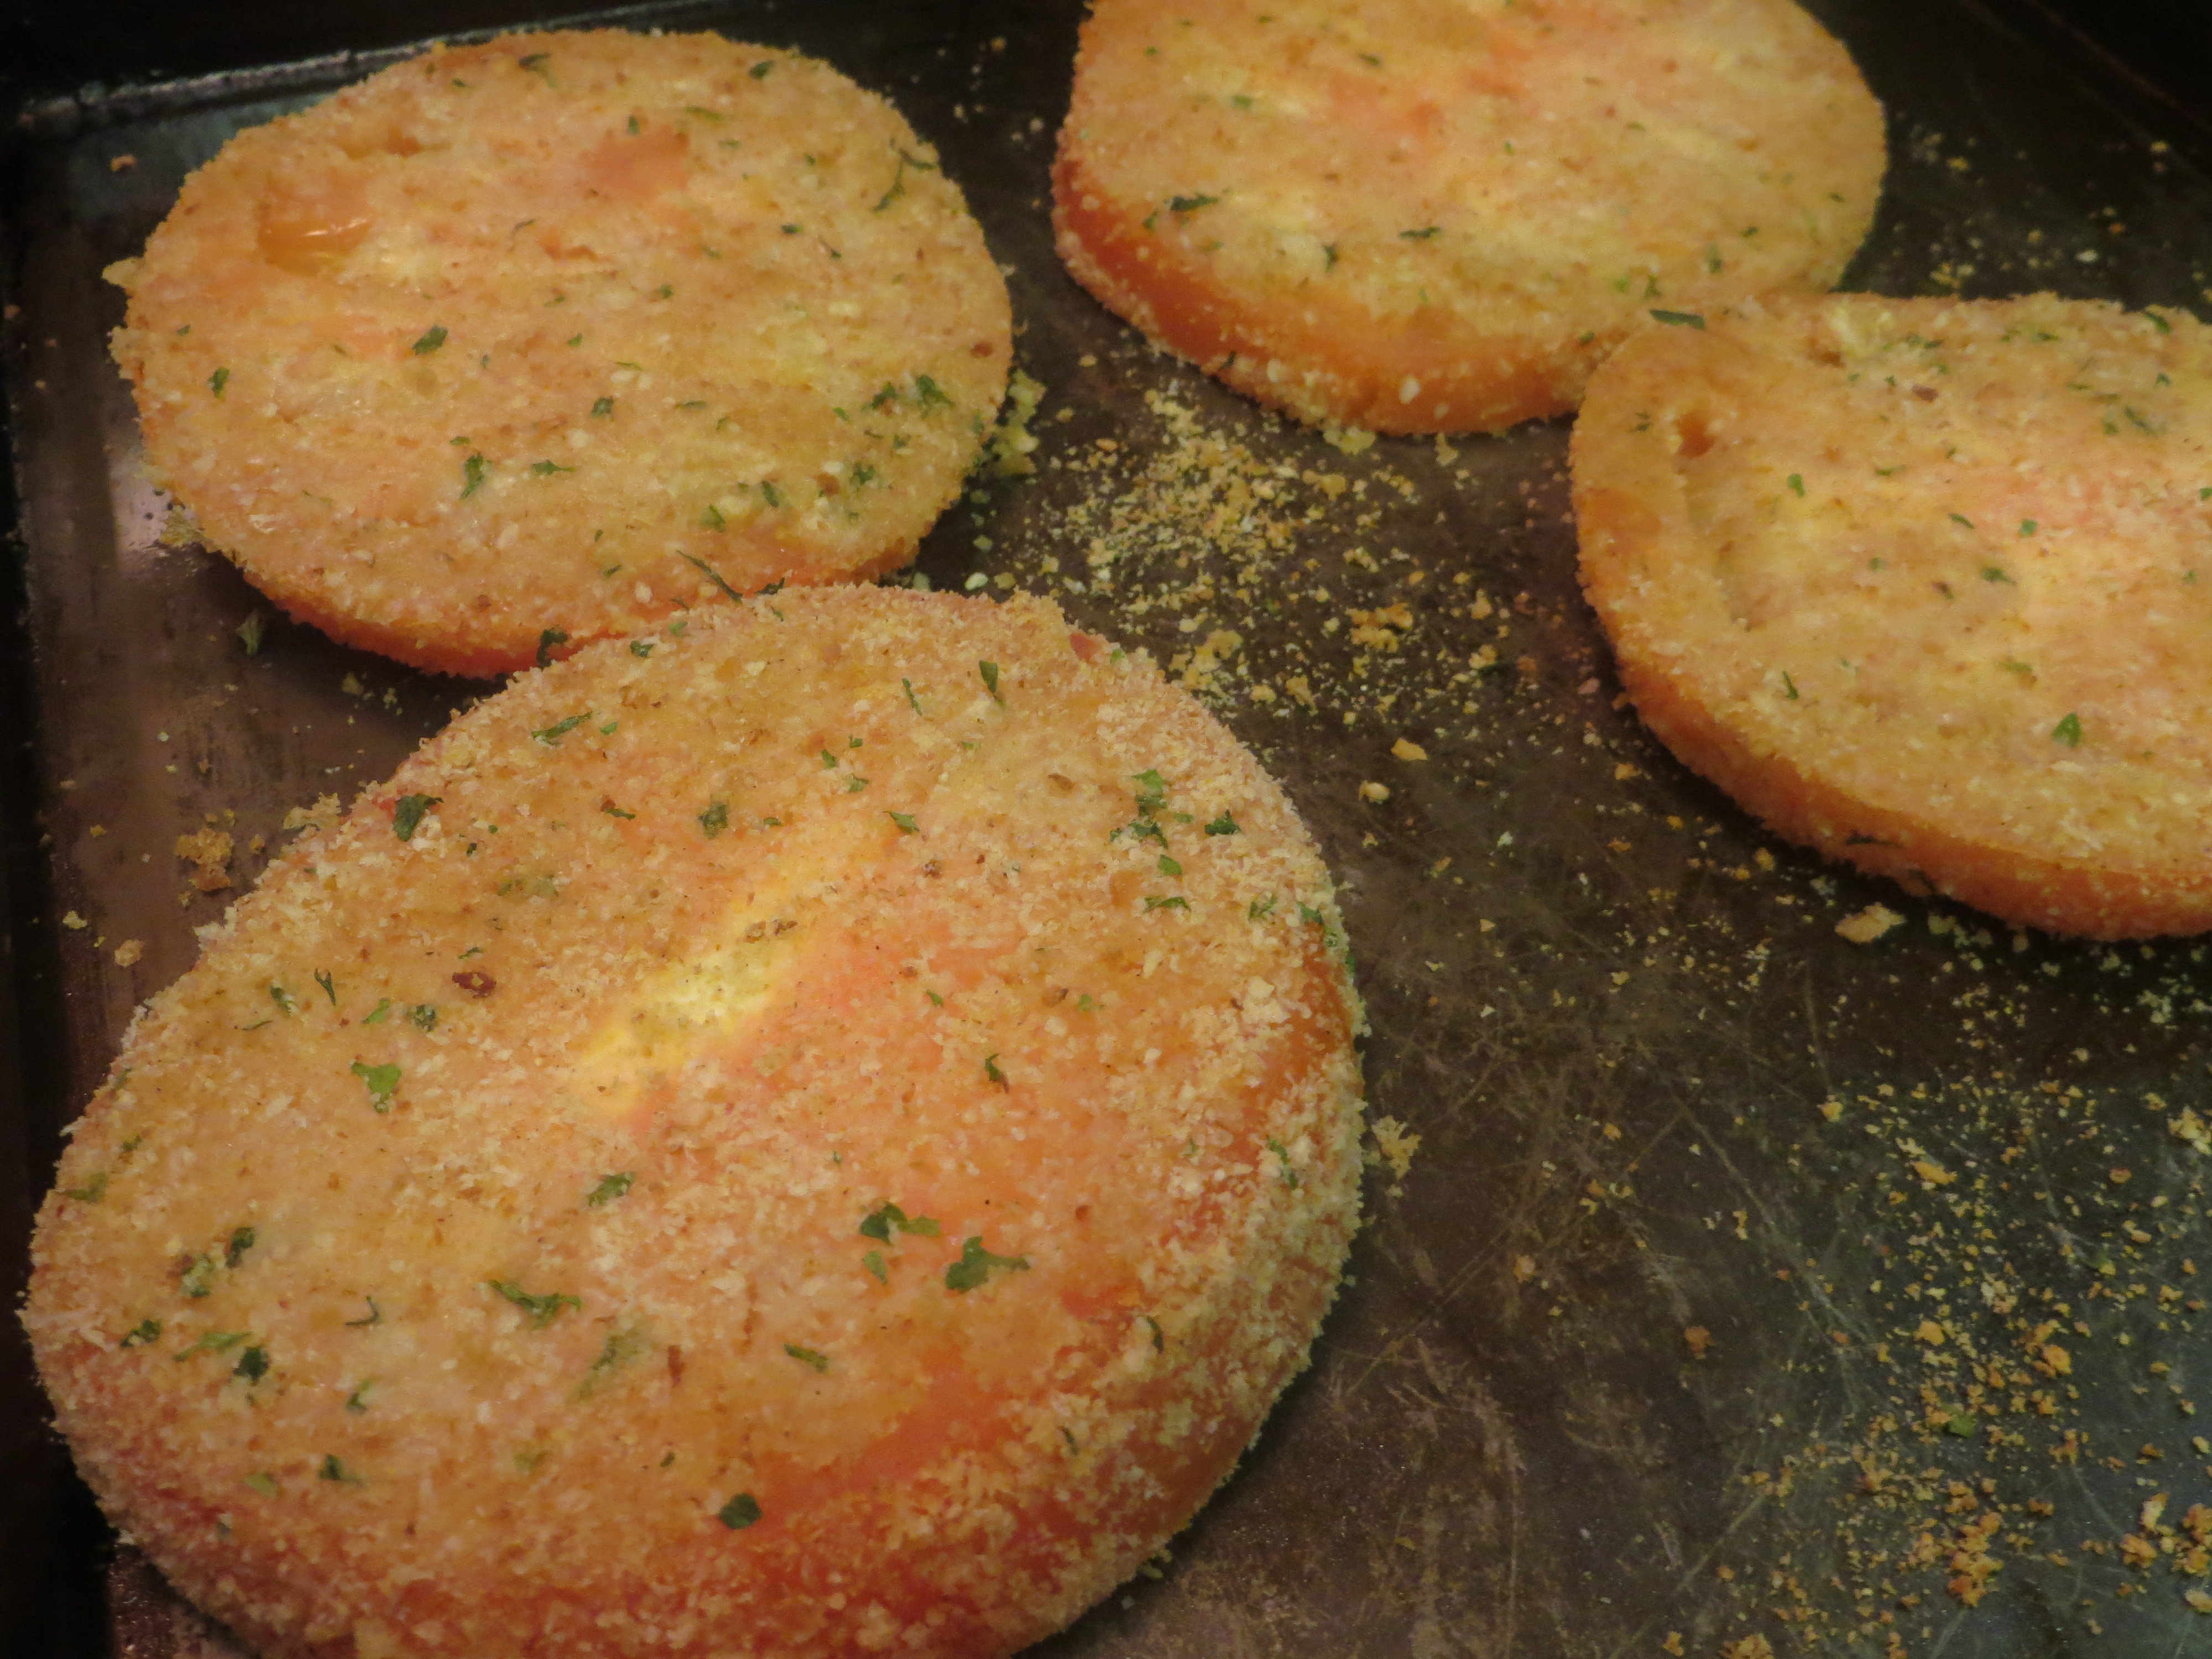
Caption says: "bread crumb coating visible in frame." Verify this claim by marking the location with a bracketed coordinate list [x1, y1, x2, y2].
[1055, 0, 1882, 433]
[27, 587, 1365, 1659]
[109, 30, 1011, 675]
[1576, 293, 2212, 937]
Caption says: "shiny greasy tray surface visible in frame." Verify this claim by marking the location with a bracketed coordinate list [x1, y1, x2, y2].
[11, 1, 2212, 1654]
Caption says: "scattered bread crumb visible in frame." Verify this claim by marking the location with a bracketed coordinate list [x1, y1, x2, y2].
[1686, 1326, 1714, 1359]
[1390, 738, 1428, 762]
[113, 940, 144, 967]
[61, 911, 87, 931]
[281, 794, 343, 834]
[1358, 781, 1390, 804]
[1835, 903, 1906, 943]
[173, 828, 234, 893]
[1368, 1115, 1421, 1191]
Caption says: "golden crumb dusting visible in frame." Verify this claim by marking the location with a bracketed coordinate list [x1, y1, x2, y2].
[110, 29, 1010, 675]
[27, 587, 1361, 1659]
[1685, 1325, 1713, 1359]
[1835, 904, 1907, 943]
[1368, 1115, 1420, 1191]
[278, 794, 341, 833]
[112, 940, 145, 967]
[172, 828, 233, 892]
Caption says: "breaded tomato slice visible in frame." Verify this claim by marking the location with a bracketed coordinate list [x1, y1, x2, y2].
[27, 587, 1365, 1659]
[1575, 293, 2212, 938]
[1055, 0, 1882, 434]
[108, 30, 1010, 676]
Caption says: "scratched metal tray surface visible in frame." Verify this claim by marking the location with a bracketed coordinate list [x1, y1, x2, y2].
[11, 1, 2212, 1655]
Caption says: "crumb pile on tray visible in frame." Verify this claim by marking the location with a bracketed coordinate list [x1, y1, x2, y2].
[1573, 292, 2212, 938]
[25, 587, 1365, 1659]
[1052, 0, 1884, 435]
[107, 30, 1011, 676]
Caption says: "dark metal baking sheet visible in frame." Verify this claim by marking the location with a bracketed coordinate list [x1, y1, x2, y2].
[12, 2, 2212, 1655]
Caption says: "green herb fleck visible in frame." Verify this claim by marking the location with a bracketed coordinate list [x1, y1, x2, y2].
[531, 713, 587, 745]
[209, 367, 229, 398]
[243, 1471, 280, 1495]
[1944, 1413, 1977, 1437]
[629, 639, 655, 659]
[859, 1201, 941, 1241]
[945, 1236, 1030, 1293]
[1131, 770, 1168, 818]
[234, 1345, 269, 1384]
[363, 998, 392, 1025]
[679, 550, 744, 602]
[488, 1279, 581, 1328]
[783, 1343, 830, 1373]
[902, 676, 925, 716]
[352, 1061, 400, 1112]
[2052, 712, 2083, 748]
[1786, 473, 1805, 498]
[862, 1250, 887, 1282]
[1168, 192, 1221, 214]
[984, 1053, 1008, 1088]
[411, 326, 448, 356]
[915, 374, 952, 410]
[979, 660, 1003, 702]
[344, 1298, 382, 1328]
[1204, 812, 1239, 836]
[269, 982, 297, 1016]
[318, 1454, 361, 1484]
[1949, 513, 1974, 529]
[393, 794, 439, 841]
[886, 811, 919, 834]
[1781, 671, 1799, 701]
[238, 611, 266, 655]
[1145, 895, 1190, 912]
[226, 1226, 256, 1267]
[591, 396, 615, 418]
[461, 453, 489, 498]
[719, 1491, 763, 1528]
[312, 967, 337, 1006]
[1249, 894, 1277, 921]
[1266, 1136, 1301, 1188]
[120, 1318, 162, 1348]
[1399, 226, 1440, 241]
[176, 1329, 247, 1358]
[345, 1379, 373, 1412]
[63, 1172, 108, 1203]
[586, 1172, 634, 1207]
[405, 1003, 436, 1034]
[1157, 854, 1183, 878]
